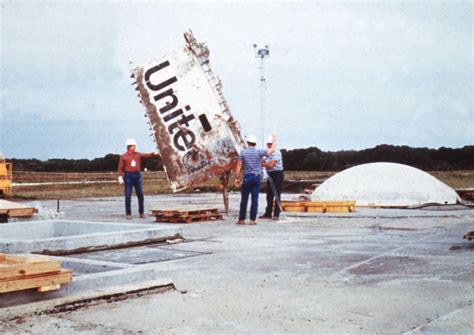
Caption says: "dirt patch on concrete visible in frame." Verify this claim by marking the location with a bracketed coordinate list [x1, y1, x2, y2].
[449, 244, 474, 251]
[349, 256, 429, 275]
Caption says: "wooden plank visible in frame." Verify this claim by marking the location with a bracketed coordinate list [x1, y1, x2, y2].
[155, 213, 223, 224]
[37, 284, 61, 292]
[0, 200, 37, 218]
[0, 260, 61, 280]
[0, 254, 50, 264]
[6, 208, 38, 218]
[282, 200, 356, 213]
[281, 201, 308, 207]
[282, 206, 306, 213]
[0, 270, 72, 294]
[151, 208, 219, 216]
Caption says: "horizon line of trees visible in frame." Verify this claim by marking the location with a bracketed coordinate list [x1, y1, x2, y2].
[8, 145, 474, 172]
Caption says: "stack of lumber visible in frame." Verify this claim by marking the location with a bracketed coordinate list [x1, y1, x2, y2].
[0, 199, 38, 219]
[281, 200, 356, 213]
[151, 208, 223, 223]
[0, 254, 72, 294]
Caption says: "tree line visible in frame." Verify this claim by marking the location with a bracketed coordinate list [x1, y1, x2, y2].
[282, 145, 474, 171]
[8, 145, 474, 172]
[9, 154, 163, 173]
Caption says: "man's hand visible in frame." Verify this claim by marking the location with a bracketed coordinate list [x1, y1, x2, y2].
[267, 133, 277, 155]
[118, 176, 124, 185]
[234, 177, 241, 188]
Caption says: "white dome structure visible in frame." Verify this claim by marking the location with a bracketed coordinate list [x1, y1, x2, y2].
[311, 163, 460, 207]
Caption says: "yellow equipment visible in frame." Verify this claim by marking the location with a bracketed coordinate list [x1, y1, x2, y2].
[0, 155, 12, 198]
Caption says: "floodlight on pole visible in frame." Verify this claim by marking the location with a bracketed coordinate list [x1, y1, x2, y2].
[253, 44, 270, 146]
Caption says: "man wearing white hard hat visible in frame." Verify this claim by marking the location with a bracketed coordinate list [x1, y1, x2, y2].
[117, 138, 159, 219]
[261, 135, 284, 220]
[234, 133, 277, 225]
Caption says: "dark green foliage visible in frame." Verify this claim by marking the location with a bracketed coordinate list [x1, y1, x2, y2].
[282, 145, 474, 171]
[9, 154, 163, 172]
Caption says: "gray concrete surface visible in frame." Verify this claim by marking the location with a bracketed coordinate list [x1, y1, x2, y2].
[0, 220, 181, 254]
[1, 193, 473, 334]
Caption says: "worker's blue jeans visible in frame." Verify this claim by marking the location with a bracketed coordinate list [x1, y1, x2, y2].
[239, 174, 261, 221]
[124, 172, 144, 215]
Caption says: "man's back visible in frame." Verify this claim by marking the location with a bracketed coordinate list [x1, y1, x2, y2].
[240, 147, 267, 175]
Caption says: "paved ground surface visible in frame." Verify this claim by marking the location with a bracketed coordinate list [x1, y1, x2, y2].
[2, 193, 474, 334]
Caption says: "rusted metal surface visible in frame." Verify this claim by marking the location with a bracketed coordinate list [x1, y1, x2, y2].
[131, 30, 245, 192]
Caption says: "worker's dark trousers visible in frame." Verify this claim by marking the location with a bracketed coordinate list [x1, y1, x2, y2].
[265, 170, 284, 218]
[124, 172, 144, 215]
[239, 174, 261, 221]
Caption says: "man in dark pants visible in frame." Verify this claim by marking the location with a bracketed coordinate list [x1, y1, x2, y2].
[117, 138, 158, 219]
[260, 136, 284, 220]
[234, 134, 277, 225]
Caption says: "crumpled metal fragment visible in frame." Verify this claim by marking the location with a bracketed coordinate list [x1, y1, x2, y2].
[131, 30, 245, 192]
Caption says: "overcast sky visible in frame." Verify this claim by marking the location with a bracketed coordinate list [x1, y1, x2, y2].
[0, 1, 472, 159]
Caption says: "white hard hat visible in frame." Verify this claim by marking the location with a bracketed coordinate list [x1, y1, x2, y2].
[126, 138, 137, 146]
[266, 136, 274, 144]
[246, 134, 257, 144]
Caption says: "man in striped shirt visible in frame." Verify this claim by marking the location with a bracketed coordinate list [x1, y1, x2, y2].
[261, 136, 284, 220]
[234, 134, 277, 225]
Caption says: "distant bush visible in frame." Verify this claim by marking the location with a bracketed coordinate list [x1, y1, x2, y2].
[9, 154, 163, 172]
[7, 145, 474, 172]
[282, 145, 474, 171]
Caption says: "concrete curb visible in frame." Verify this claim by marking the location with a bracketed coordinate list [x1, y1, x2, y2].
[0, 278, 175, 320]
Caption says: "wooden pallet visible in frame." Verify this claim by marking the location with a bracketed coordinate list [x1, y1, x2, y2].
[0, 254, 72, 294]
[151, 208, 223, 224]
[0, 200, 38, 218]
[281, 200, 356, 213]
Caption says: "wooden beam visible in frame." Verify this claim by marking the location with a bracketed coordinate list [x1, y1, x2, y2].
[0, 270, 72, 294]
[0, 260, 61, 280]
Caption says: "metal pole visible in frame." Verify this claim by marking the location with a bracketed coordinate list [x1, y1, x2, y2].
[254, 44, 269, 146]
[260, 57, 266, 147]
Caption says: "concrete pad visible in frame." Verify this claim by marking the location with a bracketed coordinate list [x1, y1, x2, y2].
[406, 304, 474, 334]
[0, 218, 181, 310]
[66, 245, 211, 264]
[1, 194, 473, 334]
[0, 220, 182, 254]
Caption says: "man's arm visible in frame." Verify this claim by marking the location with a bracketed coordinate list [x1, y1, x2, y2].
[234, 160, 242, 187]
[265, 160, 277, 169]
[266, 134, 277, 155]
[140, 152, 160, 159]
[117, 156, 125, 184]
[117, 156, 124, 177]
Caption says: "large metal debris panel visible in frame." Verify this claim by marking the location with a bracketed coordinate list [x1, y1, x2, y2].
[132, 31, 244, 192]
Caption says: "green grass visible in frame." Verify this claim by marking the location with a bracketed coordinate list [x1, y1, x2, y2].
[11, 170, 474, 200]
